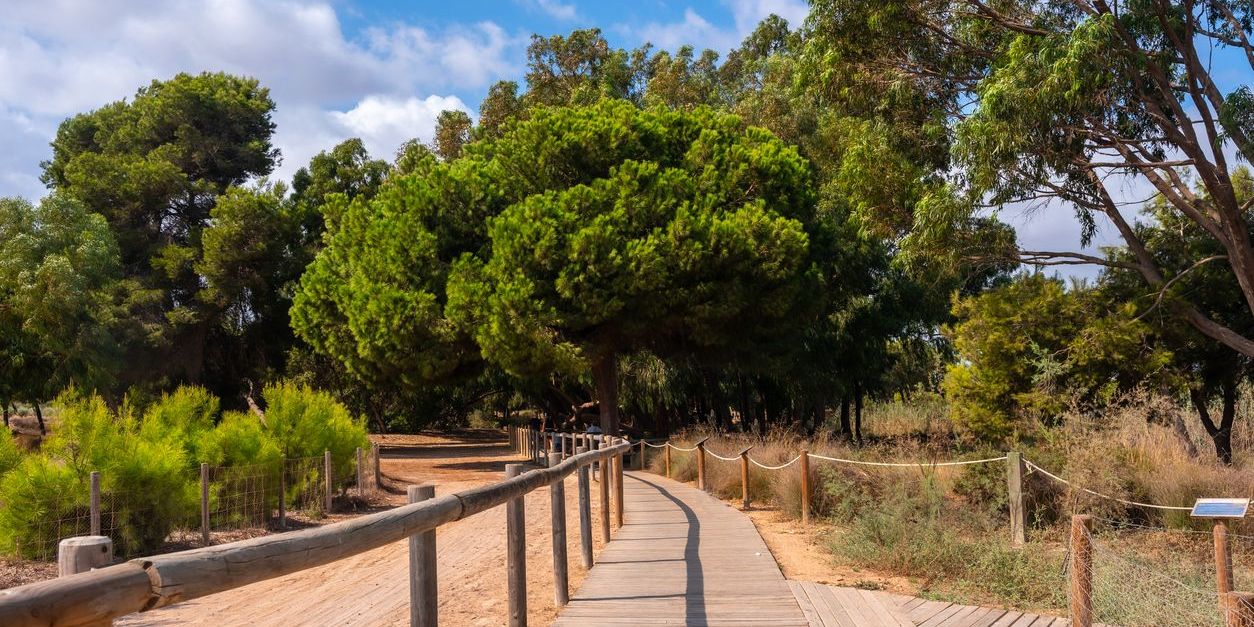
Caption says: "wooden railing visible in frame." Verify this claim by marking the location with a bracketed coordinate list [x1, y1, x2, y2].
[0, 430, 629, 627]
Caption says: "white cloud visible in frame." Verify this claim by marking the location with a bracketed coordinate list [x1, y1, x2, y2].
[626, 0, 810, 55]
[635, 9, 738, 53]
[526, 0, 580, 21]
[328, 95, 471, 163]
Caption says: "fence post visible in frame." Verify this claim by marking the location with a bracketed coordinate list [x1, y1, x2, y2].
[1219, 521, 1236, 611]
[548, 453, 569, 606]
[1228, 592, 1254, 627]
[324, 450, 333, 513]
[696, 440, 707, 491]
[1006, 451, 1026, 547]
[1069, 514, 1094, 627]
[407, 485, 437, 627]
[576, 447, 593, 569]
[200, 463, 210, 546]
[357, 447, 365, 497]
[373, 442, 382, 489]
[278, 457, 287, 530]
[598, 448, 611, 543]
[90, 471, 101, 537]
[613, 451, 624, 529]
[740, 448, 751, 510]
[638, 440, 645, 471]
[506, 464, 527, 627]
[800, 450, 811, 524]
[665, 443, 671, 478]
[58, 536, 112, 578]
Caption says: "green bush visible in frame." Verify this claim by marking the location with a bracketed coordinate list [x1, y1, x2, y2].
[262, 381, 369, 486]
[0, 455, 85, 558]
[0, 428, 22, 476]
[197, 410, 281, 468]
[139, 386, 219, 464]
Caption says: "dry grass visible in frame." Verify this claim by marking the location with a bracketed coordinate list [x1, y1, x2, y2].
[646, 393, 1254, 618]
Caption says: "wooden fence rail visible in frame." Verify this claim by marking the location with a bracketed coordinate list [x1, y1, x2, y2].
[0, 431, 630, 627]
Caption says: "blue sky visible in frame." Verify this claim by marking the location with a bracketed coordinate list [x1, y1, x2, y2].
[2, 0, 1249, 280]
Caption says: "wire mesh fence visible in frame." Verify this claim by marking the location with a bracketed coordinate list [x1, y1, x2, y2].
[10, 445, 381, 563]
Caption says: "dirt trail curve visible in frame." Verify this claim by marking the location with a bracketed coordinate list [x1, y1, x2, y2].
[120, 433, 609, 627]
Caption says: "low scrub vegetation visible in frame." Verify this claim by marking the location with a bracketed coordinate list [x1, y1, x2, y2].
[0, 383, 367, 559]
[653, 391, 1254, 611]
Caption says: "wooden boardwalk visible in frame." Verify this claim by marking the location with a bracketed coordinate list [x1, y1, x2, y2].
[553, 471, 809, 626]
[556, 470, 1077, 627]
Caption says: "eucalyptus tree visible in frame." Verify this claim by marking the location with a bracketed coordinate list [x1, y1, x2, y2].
[804, 0, 1254, 359]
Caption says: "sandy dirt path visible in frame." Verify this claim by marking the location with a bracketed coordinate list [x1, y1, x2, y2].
[121, 433, 611, 627]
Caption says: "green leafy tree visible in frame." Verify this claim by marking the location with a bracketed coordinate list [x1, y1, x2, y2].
[295, 101, 822, 434]
[0, 195, 123, 432]
[40, 72, 278, 397]
[803, 0, 1254, 360]
[944, 274, 1173, 440]
[447, 102, 820, 434]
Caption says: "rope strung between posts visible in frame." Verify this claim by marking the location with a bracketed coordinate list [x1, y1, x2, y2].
[642, 441, 669, 448]
[705, 449, 742, 462]
[1024, 460, 1193, 511]
[666, 443, 701, 452]
[808, 453, 1008, 467]
[748, 455, 801, 470]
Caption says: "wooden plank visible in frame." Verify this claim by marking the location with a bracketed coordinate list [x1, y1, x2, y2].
[787, 581, 824, 627]
[910, 600, 956, 624]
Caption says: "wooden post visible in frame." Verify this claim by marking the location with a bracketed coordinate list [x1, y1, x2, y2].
[1227, 592, 1254, 627]
[1006, 451, 1026, 547]
[576, 447, 593, 569]
[613, 452, 624, 529]
[1069, 514, 1094, 627]
[638, 440, 645, 471]
[506, 464, 527, 627]
[357, 447, 365, 497]
[665, 443, 671, 478]
[1218, 521, 1235, 610]
[800, 450, 811, 524]
[740, 449, 751, 510]
[408, 485, 437, 627]
[278, 458, 287, 530]
[373, 442, 382, 489]
[324, 450, 333, 513]
[200, 463, 210, 546]
[548, 453, 569, 606]
[696, 440, 707, 491]
[598, 449, 611, 543]
[58, 536, 112, 577]
[89, 471, 101, 537]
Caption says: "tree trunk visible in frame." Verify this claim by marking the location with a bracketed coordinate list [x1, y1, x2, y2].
[839, 396, 852, 440]
[591, 352, 621, 435]
[1217, 382, 1238, 465]
[1192, 385, 1235, 465]
[854, 382, 864, 444]
[33, 403, 46, 436]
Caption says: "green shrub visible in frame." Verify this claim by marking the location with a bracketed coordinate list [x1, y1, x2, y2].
[262, 381, 369, 485]
[0, 428, 22, 476]
[104, 435, 197, 555]
[139, 386, 219, 464]
[197, 410, 281, 468]
[0, 455, 85, 558]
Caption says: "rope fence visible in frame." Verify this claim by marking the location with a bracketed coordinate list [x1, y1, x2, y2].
[624, 434, 1254, 627]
